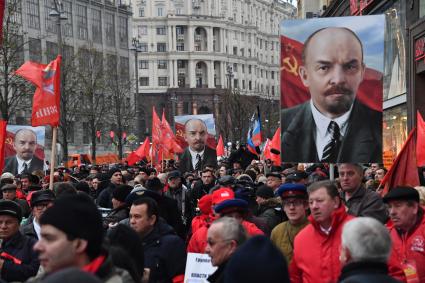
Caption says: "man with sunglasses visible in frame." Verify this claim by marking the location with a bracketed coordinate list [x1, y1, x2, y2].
[270, 183, 309, 263]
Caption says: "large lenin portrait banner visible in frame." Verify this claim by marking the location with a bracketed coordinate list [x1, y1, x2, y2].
[280, 15, 385, 164]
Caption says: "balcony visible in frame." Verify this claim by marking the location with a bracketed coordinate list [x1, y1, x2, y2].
[195, 34, 202, 42]
[178, 68, 186, 75]
[195, 69, 203, 76]
[177, 34, 185, 41]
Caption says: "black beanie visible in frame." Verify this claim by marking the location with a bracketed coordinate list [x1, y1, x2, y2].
[255, 185, 275, 199]
[112, 185, 133, 203]
[108, 168, 121, 180]
[40, 194, 103, 258]
[145, 177, 163, 192]
[224, 236, 290, 283]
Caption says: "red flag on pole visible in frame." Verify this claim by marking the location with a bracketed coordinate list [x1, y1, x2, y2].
[0, 119, 7, 172]
[270, 127, 281, 166]
[15, 56, 62, 127]
[128, 137, 151, 166]
[417, 111, 425, 167]
[263, 139, 272, 160]
[380, 128, 420, 196]
[161, 111, 183, 154]
[216, 135, 224, 157]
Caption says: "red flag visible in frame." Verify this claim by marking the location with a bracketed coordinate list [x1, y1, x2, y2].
[128, 137, 151, 166]
[263, 139, 272, 160]
[15, 56, 62, 126]
[270, 127, 281, 166]
[96, 130, 101, 142]
[109, 131, 115, 139]
[380, 128, 420, 196]
[161, 111, 175, 152]
[280, 36, 382, 112]
[0, 120, 7, 172]
[152, 107, 162, 148]
[216, 135, 224, 157]
[417, 111, 425, 167]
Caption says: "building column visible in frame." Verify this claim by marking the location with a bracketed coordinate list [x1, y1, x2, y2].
[189, 60, 196, 88]
[221, 61, 226, 88]
[207, 26, 213, 52]
[172, 26, 177, 51]
[168, 26, 173, 51]
[168, 60, 174, 87]
[173, 60, 178, 87]
[208, 61, 214, 88]
[192, 101, 198, 115]
[188, 25, 194, 52]
[221, 28, 225, 54]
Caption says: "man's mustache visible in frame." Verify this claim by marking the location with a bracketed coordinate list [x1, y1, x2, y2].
[324, 85, 353, 96]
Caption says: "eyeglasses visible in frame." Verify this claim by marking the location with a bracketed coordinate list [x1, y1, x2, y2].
[282, 199, 305, 208]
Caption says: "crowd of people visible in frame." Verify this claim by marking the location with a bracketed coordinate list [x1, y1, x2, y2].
[0, 156, 425, 283]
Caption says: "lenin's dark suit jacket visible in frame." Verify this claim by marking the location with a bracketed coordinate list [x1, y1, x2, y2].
[178, 146, 218, 174]
[2, 156, 45, 175]
[281, 99, 382, 163]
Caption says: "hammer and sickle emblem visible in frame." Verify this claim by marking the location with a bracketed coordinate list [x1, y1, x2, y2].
[281, 55, 298, 76]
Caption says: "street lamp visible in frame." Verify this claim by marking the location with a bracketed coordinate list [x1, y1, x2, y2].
[226, 64, 234, 89]
[130, 37, 142, 140]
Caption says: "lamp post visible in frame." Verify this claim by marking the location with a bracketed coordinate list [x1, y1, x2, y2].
[130, 37, 142, 140]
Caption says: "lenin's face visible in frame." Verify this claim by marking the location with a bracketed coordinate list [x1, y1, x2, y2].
[184, 119, 208, 152]
[299, 28, 365, 119]
[13, 130, 37, 161]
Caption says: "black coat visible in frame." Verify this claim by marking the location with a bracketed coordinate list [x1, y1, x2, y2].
[96, 182, 117, 209]
[20, 221, 38, 240]
[2, 156, 44, 175]
[338, 261, 402, 283]
[0, 231, 40, 282]
[178, 147, 217, 174]
[142, 219, 186, 283]
[281, 99, 382, 163]
[207, 261, 227, 283]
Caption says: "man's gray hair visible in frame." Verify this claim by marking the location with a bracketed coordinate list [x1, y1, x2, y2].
[342, 217, 391, 263]
[212, 216, 247, 246]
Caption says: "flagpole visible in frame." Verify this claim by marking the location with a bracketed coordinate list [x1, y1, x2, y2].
[49, 127, 58, 190]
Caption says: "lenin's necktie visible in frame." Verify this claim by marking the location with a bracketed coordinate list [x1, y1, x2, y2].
[321, 121, 341, 163]
[195, 154, 202, 171]
[22, 163, 29, 174]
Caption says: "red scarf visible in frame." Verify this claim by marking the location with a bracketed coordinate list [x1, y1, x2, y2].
[82, 255, 106, 274]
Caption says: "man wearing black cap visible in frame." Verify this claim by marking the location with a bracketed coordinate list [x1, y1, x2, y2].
[97, 168, 123, 208]
[266, 172, 282, 193]
[103, 185, 132, 229]
[255, 185, 282, 231]
[21, 190, 55, 240]
[0, 200, 39, 282]
[384, 186, 425, 282]
[33, 194, 128, 282]
[1, 183, 31, 217]
[271, 183, 309, 263]
[164, 170, 192, 230]
[285, 170, 308, 185]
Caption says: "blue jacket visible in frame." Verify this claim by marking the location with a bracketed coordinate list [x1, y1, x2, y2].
[1, 231, 40, 282]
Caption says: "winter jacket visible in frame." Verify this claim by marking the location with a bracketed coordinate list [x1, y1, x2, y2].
[187, 220, 264, 253]
[0, 231, 40, 282]
[97, 183, 118, 209]
[388, 209, 425, 282]
[270, 218, 309, 263]
[290, 205, 354, 283]
[20, 221, 38, 240]
[207, 261, 227, 283]
[342, 185, 388, 223]
[163, 184, 192, 227]
[255, 198, 283, 231]
[103, 206, 129, 229]
[142, 219, 186, 283]
[338, 261, 402, 283]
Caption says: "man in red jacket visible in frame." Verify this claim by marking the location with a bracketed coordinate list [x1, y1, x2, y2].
[384, 186, 425, 282]
[290, 180, 354, 283]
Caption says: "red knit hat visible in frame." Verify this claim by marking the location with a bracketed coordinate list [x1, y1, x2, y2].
[198, 194, 212, 215]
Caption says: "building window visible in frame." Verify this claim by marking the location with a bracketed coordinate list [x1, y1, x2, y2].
[76, 4, 88, 40]
[157, 7, 163, 16]
[234, 79, 238, 88]
[28, 38, 42, 62]
[156, 26, 166, 35]
[233, 63, 237, 72]
[158, 77, 168, 86]
[157, 43, 166, 52]
[139, 8, 145, 17]
[105, 12, 115, 47]
[26, 0, 40, 29]
[271, 71, 275, 79]
[140, 43, 148, 52]
[138, 25, 147, 36]
[177, 43, 184, 51]
[139, 60, 148, 69]
[118, 17, 128, 49]
[140, 77, 149, 86]
[92, 9, 102, 43]
[242, 80, 245, 89]
[62, 1, 72, 37]
[176, 26, 184, 35]
[249, 80, 252, 90]
[248, 65, 252, 74]
[158, 60, 167, 69]
[233, 46, 237, 55]
[45, 0, 57, 33]
[242, 65, 245, 73]
[176, 8, 182, 15]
